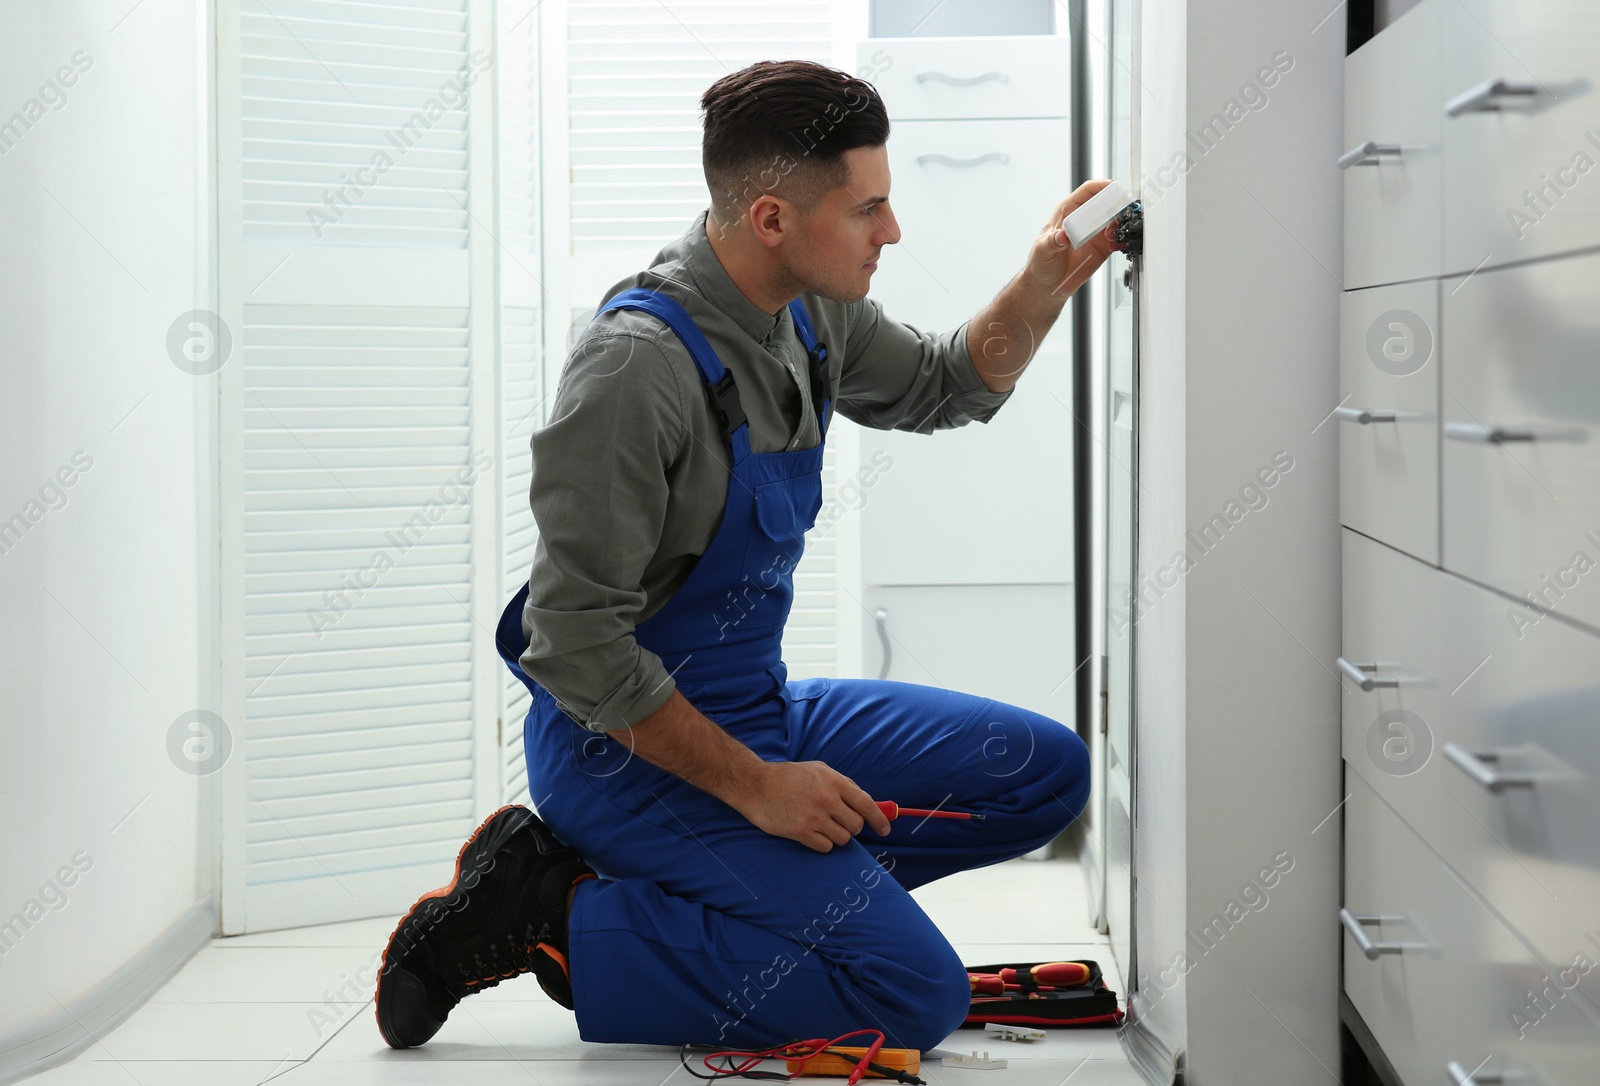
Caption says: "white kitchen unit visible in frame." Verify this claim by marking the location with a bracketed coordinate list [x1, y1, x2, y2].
[1341, 0, 1442, 289]
[1339, 2, 1600, 1081]
[853, 34, 1077, 725]
[1337, 279, 1439, 564]
[1440, 0, 1600, 274]
[860, 583, 1074, 723]
[1441, 251, 1600, 631]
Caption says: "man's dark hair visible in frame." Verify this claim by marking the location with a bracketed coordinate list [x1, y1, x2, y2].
[700, 60, 890, 224]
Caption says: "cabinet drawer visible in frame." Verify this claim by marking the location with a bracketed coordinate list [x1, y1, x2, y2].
[1425, 833, 1600, 1086]
[1343, 528, 1600, 989]
[1342, 0, 1443, 288]
[1441, 0, 1600, 272]
[872, 117, 1071, 331]
[1342, 772, 1447, 1086]
[1441, 250, 1600, 629]
[858, 584, 1073, 722]
[863, 36, 1069, 121]
[1345, 772, 1600, 1086]
[1339, 281, 1439, 562]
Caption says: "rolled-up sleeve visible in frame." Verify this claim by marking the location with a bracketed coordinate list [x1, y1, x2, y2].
[518, 330, 684, 733]
[834, 298, 1015, 433]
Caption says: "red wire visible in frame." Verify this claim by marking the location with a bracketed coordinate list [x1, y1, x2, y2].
[698, 1028, 888, 1079]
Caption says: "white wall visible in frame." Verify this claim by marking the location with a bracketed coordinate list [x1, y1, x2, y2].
[0, 0, 213, 1040]
[1128, 1, 1343, 1081]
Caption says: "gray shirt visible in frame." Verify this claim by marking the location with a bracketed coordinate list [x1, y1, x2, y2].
[518, 209, 1015, 732]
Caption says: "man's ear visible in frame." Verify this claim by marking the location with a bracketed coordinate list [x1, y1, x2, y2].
[748, 193, 790, 249]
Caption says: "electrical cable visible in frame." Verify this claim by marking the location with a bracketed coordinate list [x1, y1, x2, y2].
[677, 1030, 926, 1084]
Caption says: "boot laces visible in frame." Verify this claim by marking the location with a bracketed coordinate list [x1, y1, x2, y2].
[455, 919, 557, 994]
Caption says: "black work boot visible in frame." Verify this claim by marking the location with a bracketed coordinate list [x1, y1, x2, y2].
[375, 804, 596, 1048]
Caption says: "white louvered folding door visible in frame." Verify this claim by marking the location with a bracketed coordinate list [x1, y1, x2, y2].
[497, 0, 541, 807]
[217, 0, 535, 932]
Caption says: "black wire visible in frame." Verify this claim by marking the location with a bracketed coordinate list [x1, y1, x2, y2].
[818, 1046, 926, 1085]
[676, 1041, 793, 1082]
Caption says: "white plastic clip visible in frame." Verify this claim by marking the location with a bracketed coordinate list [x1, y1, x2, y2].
[941, 1049, 1008, 1070]
[1062, 179, 1134, 249]
[985, 1022, 1046, 1042]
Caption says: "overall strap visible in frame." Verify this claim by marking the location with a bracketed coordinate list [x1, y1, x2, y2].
[598, 287, 751, 459]
[786, 297, 833, 437]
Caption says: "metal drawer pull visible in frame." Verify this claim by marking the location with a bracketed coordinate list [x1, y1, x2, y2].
[1446, 78, 1543, 117]
[1337, 657, 1400, 691]
[1334, 406, 1398, 424]
[1338, 141, 1403, 169]
[916, 152, 1010, 169]
[1444, 421, 1585, 444]
[1339, 908, 1429, 959]
[1443, 742, 1539, 792]
[916, 71, 1009, 87]
[1446, 1061, 1510, 1085]
[1444, 422, 1537, 443]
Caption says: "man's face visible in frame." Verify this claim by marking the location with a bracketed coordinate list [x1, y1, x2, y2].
[783, 144, 901, 303]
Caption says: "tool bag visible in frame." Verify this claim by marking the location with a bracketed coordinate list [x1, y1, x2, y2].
[960, 959, 1126, 1028]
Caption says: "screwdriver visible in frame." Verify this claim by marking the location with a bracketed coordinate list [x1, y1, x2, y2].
[875, 801, 986, 822]
[969, 961, 1092, 994]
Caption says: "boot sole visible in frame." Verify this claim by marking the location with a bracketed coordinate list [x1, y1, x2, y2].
[375, 804, 535, 1048]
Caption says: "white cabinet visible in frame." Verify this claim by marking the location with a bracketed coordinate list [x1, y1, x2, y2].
[1340, 6, 1600, 1079]
[1342, 0, 1442, 288]
[860, 584, 1074, 723]
[857, 36, 1074, 589]
[1338, 280, 1439, 563]
[1342, 529, 1600, 982]
[1341, 771, 1451, 1086]
[870, 118, 1071, 334]
[1441, 0, 1600, 273]
[1441, 249, 1600, 629]
[1343, 772, 1598, 1086]
[867, 35, 1070, 121]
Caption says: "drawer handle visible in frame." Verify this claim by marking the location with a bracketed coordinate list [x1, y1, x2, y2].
[1445, 78, 1543, 117]
[1336, 657, 1400, 691]
[915, 70, 1010, 88]
[1443, 742, 1539, 792]
[1334, 406, 1398, 424]
[916, 152, 1010, 169]
[1444, 421, 1536, 443]
[1337, 141, 1402, 169]
[1339, 908, 1430, 960]
[1444, 421, 1586, 444]
[1446, 1061, 1510, 1085]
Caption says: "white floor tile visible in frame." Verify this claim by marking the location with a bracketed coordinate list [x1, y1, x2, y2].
[935, 1023, 1129, 1062]
[912, 859, 1104, 945]
[25, 1059, 303, 1085]
[90, 1002, 342, 1062]
[151, 946, 382, 1003]
[215, 915, 400, 949]
[274, 1058, 695, 1085]
[279, 1053, 1145, 1086]
[318, 998, 677, 1063]
[922, 1055, 1148, 1084]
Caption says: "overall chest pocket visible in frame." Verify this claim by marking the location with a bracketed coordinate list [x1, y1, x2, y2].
[753, 477, 822, 541]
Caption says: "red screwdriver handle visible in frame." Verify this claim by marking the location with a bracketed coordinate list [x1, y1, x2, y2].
[875, 800, 985, 822]
[998, 962, 1092, 987]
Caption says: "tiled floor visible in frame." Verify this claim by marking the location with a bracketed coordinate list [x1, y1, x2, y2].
[29, 855, 1143, 1085]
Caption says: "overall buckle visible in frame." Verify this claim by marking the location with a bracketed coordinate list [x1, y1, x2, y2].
[807, 342, 829, 425]
[707, 370, 748, 443]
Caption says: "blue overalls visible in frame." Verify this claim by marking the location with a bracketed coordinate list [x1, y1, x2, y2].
[495, 288, 1091, 1052]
